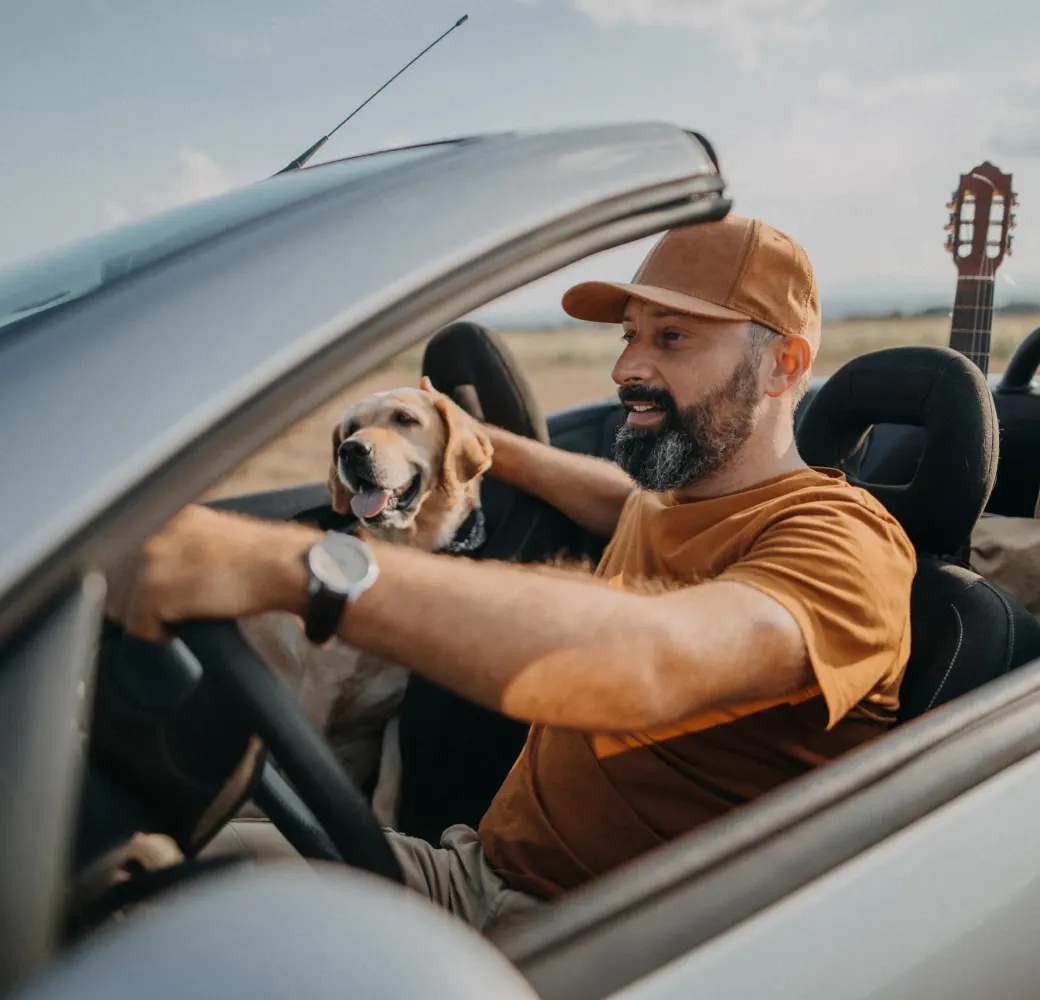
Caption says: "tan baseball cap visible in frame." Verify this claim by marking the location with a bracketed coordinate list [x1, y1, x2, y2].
[562, 214, 821, 352]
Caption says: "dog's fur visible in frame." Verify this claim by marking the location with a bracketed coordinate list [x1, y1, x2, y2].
[240, 384, 492, 825]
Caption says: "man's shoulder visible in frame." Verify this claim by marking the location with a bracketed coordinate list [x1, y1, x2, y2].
[752, 469, 916, 571]
[755, 468, 906, 530]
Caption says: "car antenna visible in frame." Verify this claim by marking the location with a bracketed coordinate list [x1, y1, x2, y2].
[274, 14, 470, 175]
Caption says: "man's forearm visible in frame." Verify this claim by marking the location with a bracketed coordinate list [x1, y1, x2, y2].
[260, 531, 674, 728]
[339, 542, 679, 728]
[328, 543, 807, 731]
[484, 424, 635, 537]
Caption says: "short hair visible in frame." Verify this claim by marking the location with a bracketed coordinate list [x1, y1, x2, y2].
[746, 321, 811, 406]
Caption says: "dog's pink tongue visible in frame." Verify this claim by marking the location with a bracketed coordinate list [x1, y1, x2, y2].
[351, 488, 391, 520]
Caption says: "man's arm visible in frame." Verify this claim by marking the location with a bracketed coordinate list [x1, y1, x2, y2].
[110, 506, 812, 732]
[483, 422, 636, 538]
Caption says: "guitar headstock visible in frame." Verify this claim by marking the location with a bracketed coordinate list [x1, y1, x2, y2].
[944, 161, 1017, 276]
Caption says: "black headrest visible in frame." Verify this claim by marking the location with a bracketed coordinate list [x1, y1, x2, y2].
[796, 346, 997, 555]
[422, 322, 549, 443]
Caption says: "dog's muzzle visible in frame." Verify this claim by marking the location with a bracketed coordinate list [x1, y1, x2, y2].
[337, 440, 421, 522]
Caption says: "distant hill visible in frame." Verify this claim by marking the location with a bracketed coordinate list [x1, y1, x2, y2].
[837, 301, 1040, 322]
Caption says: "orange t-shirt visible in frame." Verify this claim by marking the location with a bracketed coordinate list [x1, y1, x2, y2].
[478, 467, 916, 900]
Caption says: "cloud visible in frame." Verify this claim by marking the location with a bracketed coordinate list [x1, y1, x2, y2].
[103, 147, 235, 226]
[571, 0, 829, 70]
[817, 70, 959, 108]
[165, 147, 234, 206]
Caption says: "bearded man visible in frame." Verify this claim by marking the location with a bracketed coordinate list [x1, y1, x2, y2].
[109, 215, 917, 931]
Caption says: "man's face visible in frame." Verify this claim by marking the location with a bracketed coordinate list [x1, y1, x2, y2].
[611, 301, 764, 492]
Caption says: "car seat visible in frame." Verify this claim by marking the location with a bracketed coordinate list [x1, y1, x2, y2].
[395, 323, 594, 842]
[796, 345, 1040, 723]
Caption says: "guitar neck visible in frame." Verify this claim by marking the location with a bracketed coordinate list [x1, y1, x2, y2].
[948, 275, 995, 375]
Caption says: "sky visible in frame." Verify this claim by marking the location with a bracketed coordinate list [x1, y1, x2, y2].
[2, 0, 1040, 324]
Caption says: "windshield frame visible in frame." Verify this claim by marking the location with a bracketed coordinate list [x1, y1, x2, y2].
[0, 140, 473, 339]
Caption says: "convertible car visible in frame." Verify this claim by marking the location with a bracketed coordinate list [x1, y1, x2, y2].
[3, 122, 1040, 1000]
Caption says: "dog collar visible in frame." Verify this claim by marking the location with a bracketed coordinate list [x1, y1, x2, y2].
[439, 507, 487, 556]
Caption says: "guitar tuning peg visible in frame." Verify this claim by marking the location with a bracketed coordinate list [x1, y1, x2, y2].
[944, 234, 954, 252]
[946, 199, 957, 210]
[1007, 234, 1014, 256]
[1009, 212, 1017, 229]
[1011, 192, 1019, 207]
[944, 222, 954, 232]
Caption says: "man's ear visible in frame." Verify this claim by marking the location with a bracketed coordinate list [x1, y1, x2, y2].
[327, 422, 352, 515]
[765, 335, 812, 398]
[432, 394, 493, 499]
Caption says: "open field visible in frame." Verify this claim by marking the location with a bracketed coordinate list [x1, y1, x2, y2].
[205, 312, 1040, 499]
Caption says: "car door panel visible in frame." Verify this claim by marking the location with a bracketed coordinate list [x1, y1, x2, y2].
[611, 742, 1040, 1000]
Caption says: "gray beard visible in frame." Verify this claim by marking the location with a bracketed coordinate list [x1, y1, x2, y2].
[613, 356, 760, 493]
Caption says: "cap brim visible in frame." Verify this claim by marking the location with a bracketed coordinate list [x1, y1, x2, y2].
[562, 282, 751, 325]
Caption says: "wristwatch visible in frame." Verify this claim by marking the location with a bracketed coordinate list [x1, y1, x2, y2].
[302, 531, 380, 644]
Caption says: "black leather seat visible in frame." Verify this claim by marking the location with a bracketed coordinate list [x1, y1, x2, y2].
[797, 346, 1040, 723]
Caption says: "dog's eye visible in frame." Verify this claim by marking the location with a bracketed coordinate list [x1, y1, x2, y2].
[346, 421, 359, 436]
[393, 411, 419, 427]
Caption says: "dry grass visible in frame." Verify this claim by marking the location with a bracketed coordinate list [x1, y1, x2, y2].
[204, 313, 1040, 500]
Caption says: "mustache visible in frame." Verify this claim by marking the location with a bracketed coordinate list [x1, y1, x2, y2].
[616, 383, 677, 413]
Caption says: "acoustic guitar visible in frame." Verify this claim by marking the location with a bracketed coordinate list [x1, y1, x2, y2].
[943, 161, 1018, 375]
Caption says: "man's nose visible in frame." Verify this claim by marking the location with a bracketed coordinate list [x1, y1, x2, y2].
[612, 344, 657, 386]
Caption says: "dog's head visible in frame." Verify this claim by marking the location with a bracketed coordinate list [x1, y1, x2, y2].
[328, 381, 492, 537]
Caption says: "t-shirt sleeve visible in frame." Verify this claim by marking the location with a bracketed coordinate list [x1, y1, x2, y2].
[719, 498, 916, 728]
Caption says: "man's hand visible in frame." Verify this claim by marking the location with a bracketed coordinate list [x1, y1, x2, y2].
[106, 505, 318, 641]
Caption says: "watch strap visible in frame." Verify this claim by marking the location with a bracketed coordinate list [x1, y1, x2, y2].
[302, 547, 347, 645]
[303, 583, 346, 645]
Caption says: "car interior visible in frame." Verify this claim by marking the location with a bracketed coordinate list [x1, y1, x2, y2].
[65, 315, 1040, 966]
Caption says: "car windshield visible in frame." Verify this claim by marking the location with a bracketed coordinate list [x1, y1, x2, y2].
[0, 142, 459, 337]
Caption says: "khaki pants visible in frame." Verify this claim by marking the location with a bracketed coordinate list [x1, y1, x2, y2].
[203, 817, 540, 933]
[387, 824, 542, 932]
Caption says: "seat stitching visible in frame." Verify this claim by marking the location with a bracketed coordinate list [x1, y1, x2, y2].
[975, 579, 1016, 674]
[927, 603, 964, 711]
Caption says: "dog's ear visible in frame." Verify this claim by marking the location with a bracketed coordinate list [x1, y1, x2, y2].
[431, 393, 493, 499]
[327, 422, 352, 515]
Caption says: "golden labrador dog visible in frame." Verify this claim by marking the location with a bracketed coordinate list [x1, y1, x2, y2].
[241, 379, 492, 825]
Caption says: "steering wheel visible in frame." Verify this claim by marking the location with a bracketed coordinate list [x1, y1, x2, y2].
[175, 621, 403, 882]
[94, 617, 403, 883]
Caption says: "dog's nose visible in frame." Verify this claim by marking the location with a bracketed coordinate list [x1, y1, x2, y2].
[339, 438, 373, 463]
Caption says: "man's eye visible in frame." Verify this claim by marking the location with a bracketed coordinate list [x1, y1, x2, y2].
[621, 330, 635, 343]
[662, 329, 684, 342]
[393, 411, 419, 426]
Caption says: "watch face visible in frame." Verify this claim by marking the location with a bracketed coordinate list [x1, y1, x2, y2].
[310, 533, 373, 596]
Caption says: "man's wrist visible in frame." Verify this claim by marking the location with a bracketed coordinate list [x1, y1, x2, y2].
[483, 423, 521, 482]
[257, 523, 321, 618]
